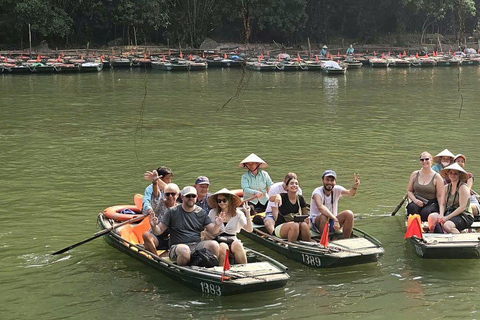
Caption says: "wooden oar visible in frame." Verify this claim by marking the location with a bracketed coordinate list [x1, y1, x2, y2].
[51, 214, 147, 255]
[391, 194, 408, 216]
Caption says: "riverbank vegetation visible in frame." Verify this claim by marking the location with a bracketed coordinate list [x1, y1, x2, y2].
[0, 0, 479, 50]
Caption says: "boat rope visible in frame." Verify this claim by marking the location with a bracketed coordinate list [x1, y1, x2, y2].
[457, 64, 464, 118]
[133, 58, 149, 170]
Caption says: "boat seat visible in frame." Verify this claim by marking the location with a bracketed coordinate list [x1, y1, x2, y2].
[134, 194, 143, 211]
[119, 216, 151, 245]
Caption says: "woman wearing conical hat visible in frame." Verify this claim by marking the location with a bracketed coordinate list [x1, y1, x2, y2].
[428, 163, 474, 233]
[205, 188, 252, 264]
[454, 154, 479, 217]
[239, 153, 273, 213]
[431, 149, 455, 173]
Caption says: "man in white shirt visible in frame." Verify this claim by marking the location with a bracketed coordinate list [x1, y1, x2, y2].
[310, 170, 359, 238]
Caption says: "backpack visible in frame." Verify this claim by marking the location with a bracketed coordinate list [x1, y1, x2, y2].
[190, 248, 219, 268]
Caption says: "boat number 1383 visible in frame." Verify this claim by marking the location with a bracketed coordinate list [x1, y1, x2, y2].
[301, 254, 321, 267]
[200, 282, 222, 296]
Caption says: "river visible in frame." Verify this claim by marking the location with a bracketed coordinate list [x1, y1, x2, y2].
[2, 66, 480, 319]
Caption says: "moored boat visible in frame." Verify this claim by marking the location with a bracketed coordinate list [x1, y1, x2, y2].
[387, 58, 411, 68]
[111, 58, 132, 68]
[241, 225, 384, 268]
[343, 58, 363, 68]
[246, 61, 279, 71]
[369, 58, 389, 68]
[80, 62, 103, 72]
[321, 60, 347, 74]
[97, 212, 289, 295]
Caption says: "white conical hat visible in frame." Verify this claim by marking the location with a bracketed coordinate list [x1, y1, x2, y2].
[433, 149, 455, 164]
[238, 153, 268, 168]
[440, 163, 469, 182]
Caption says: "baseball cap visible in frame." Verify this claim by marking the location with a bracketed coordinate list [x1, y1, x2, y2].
[180, 186, 197, 196]
[322, 170, 337, 179]
[195, 176, 210, 185]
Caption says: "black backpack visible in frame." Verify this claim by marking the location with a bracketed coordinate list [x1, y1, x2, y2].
[190, 248, 219, 268]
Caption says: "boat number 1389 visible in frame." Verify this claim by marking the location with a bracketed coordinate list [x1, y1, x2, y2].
[200, 282, 222, 296]
[301, 254, 321, 267]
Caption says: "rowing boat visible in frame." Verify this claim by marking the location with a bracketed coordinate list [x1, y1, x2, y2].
[97, 212, 289, 296]
[240, 226, 384, 268]
[406, 215, 480, 259]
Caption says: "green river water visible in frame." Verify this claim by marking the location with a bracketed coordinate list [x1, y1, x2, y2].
[2, 66, 480, 319]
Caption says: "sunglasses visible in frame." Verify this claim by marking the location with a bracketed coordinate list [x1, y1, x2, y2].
[217, 198, 228, 204]
[165, 192, 177, 197]
[419, 158, 430, 162]
[185, 194, 197, 199]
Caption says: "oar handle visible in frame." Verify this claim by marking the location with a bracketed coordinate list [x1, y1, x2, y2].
[391, 194, 408, 216]
[51, 214, 147, 255]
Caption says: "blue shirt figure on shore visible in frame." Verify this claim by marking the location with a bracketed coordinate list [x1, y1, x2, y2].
[319, 45, 328, 57]
[346, 45, 354, 56]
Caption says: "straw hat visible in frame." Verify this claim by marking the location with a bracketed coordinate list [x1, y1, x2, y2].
[207, 188, 243, 209]
[322, 45, 328, 49]
[433, 149, 455, 164]
[440, 163, 469, 182]
[454, 154, 467, 163]
[238, 153, 268, 169]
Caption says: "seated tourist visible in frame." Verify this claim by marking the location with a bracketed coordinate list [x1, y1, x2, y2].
[143, 183, 180, 255]
[272, 177, 310, 242]
[205, 188, 253, 264]
[428, 163, 474, 233]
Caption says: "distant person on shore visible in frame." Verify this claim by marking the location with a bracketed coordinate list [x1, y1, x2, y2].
[154, 186, 223, 266]
[454, 154, 480, 216]
[272, 177, 310, 242]
[431, 149, 454, 174]
[406, 151, 444, 222]
[142, 166, 173, 215]
[264, 172, 303, 235]
[319, 45, 328, 57]
[428, 163, 474, 233]
[143, 183, 180, 255]
[346, 45, 354, 55]
[240, 153, 273, 213]
[205, 188, 253, 264]
[310, 170, 360, 238]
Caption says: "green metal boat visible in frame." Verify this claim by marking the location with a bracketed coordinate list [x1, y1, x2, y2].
[97, 213, 289, 296]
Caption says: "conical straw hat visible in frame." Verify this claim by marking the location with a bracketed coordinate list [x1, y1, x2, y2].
[440, 163, 469, 182]
[238, 153, 268, 169]
[207, 188, 243, 209]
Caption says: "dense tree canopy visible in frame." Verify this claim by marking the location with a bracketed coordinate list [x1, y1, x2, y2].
[0, 0, 479, 49]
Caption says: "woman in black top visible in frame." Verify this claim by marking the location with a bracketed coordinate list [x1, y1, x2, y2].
[272, 178, 310, 242]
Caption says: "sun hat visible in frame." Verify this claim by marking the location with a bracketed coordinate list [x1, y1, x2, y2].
[454, 154, 467, 163]
[238, 153, 268, 168]
[322, 170, 337, 179]
[440, 163, 469, 182]
[207, 188, 243, 209]
[195, 176, 210, 185]
[433, 149, 455, 164]
[322, 45, 328, 49]
[180, 186, 197, 196]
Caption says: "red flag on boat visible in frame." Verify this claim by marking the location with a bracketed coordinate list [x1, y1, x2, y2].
[398, 53, 401, 59]
[403, 51, 407, 56]
[260, 53, 264, 59]
[221, 249, 230, 282]
[404, 214, 423, 240]
[424, 53, 428, 58]
[36, 54, 40, 62]
[297, 53, 301, 61]
[278, 54, 281, 61]
[143, 53, 147, 59]
[57, 55, 61, 62]
[415, 52, 419, 58]
[315, 55, 319, 62]
[189, 54, 193, 60]
[202, 52, 205, 58]
[179, 52, 183, 59]
[3, 56, 7, 63]
[162, 54, 166, 62]
[320, 222, 329, 247]
[224, 53, 227, 59]
[453, 52, 456, 56]
[381, 53, 385, 59]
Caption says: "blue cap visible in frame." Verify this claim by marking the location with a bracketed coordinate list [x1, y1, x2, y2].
[322, 170, 337, 179]
[195, 176, 210, 185]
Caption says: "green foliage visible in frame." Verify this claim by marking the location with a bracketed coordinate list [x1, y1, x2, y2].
[0, 0, 478, 48]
